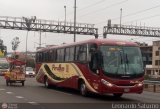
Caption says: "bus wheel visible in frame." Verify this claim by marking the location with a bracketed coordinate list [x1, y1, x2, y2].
[44, 77, 50, 88]
[22, 81, 24, 86]
[6, 80, 9, 86]
[113, 93, 123, 98]
[80, 82, 87, 96]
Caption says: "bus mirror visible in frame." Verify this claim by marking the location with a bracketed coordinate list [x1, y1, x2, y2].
[96, 70, 100, 75]
[90, 48, 96, 52]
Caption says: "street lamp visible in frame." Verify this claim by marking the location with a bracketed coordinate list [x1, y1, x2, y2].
[23, 16, 36, 70]
[34, 42, 46, 49]
[120, 8, 122, 33]
[74, 0, 77, 42]
[64, 5, 67, 32]
[158, 47, 160, 77]
[64, 5, 66, 26]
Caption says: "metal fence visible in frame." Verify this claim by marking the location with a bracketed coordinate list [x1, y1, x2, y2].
[144, 80, 160, 92]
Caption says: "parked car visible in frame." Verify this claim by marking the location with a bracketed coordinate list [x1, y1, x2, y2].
[25, 67, 35, 77]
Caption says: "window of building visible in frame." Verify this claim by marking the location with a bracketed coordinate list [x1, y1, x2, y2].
[155, 60, 160, 65]
[155, 51, 159, 56]
[146, 70, 151, 75]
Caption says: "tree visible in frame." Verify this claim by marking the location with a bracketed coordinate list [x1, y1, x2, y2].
[11, 37, 20, 52]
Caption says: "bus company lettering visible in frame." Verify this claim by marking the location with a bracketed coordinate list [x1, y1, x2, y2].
[66, 64, 69, 73]
[52, 64, 65, 72]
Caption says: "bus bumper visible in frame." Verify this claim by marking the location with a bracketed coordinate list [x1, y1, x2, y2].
[100, 84, 143, 94]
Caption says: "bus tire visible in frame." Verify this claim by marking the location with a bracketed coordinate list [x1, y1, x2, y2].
[22, 81, 24, 86]
[6, 80, 9, 86]
[80, 81, 87, 96]
[113, 93, 123, 98]
[44, 76, 50, 88]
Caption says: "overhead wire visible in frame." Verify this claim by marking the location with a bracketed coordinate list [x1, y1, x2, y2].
[124, 14, 160, 24]
[77, 0, 129, 18]
[77, 0, 106, 12]
[96, 3, 160, 25]
[63, 0, 107, 17]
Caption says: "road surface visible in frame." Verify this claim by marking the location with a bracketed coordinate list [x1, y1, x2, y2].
[0, 76, 160, 109]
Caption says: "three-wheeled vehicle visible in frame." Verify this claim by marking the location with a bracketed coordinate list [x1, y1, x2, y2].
[4, 59, 26, 86]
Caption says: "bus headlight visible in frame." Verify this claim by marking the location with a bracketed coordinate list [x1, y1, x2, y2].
[137, 82, 143, 87]
[101, 79, 113, 87]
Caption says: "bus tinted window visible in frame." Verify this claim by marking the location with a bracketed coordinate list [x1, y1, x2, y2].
[40, 53, 42, 62]
[75, 46, 80, 61]
[46, 52, 49, 62]
[76, 45, 87, 61]
[65, 48, 70, 61]
[57, 48, 64, 62]
[69, 47, 75, 61]
[50, 50, 56, 62]
[65, 47, 75, 62]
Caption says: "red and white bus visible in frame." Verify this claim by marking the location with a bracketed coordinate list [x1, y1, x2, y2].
[35, 39, 144, 97]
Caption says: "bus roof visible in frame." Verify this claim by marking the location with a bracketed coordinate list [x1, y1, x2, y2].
[37, 39, 138, 52]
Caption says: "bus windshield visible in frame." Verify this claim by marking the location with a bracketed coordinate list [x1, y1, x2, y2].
[100, 46, 144, 78]
[0, 63, 9, 69]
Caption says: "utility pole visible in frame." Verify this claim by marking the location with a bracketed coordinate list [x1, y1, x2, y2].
[39, 31, 41, 47]
[23, 16, 36, 70]
[74, 0, 77, 42]
[64, 5, 66, 26]
[64, 5, 67, 32]
[158, 47, 160, 76]
[25, 31, 29, 62]
[120, 8, 122, 33]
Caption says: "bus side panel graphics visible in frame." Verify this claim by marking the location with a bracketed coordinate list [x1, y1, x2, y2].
[37, 63, 98, 93]
[44, 64, 64, 81]
[37, 63, 79, 83]
[71, 63, 98, 93]
[36, 68, 46, 83]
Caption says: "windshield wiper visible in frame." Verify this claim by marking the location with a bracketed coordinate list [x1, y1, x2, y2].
[125, 53, 130, 74]
[116, 51, 123, 74]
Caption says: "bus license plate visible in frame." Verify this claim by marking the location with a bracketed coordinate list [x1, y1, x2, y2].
[124, 88, 130, 92]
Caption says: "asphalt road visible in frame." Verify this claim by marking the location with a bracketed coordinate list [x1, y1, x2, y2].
[0, 76, 160, 109]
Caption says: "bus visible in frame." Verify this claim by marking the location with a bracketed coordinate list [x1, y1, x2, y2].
[35, 39, 144, 97]
[0, 39, 7, 58]
[0, 58, 9, 76]
[0, 45, 7, 58]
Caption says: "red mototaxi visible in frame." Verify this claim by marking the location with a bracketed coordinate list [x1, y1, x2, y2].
[4, 59, 26, 86]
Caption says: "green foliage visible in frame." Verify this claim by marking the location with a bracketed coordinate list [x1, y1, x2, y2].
[26, 59, 35, 68]
[11, 37, 20, 51]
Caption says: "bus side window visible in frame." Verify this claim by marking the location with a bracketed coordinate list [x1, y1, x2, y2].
[69, 47, 75, 61]
[56, 48, 64, 62]
[65, 47, 75, 62]
[75, 46, 80, 61]
[39, 52, 42, 62]
[51, 49, 56, 62]
[36, 53, 38, 63]
[65, 48, 70, 62]
[75, 45, 87, 62]
[78, 45, 87, 61]
[89, 44, 98, 73]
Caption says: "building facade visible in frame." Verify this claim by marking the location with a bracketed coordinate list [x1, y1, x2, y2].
[142, 41, 160, 78]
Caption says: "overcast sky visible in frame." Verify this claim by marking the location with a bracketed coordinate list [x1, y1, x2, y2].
[0, 0, 160, 52]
